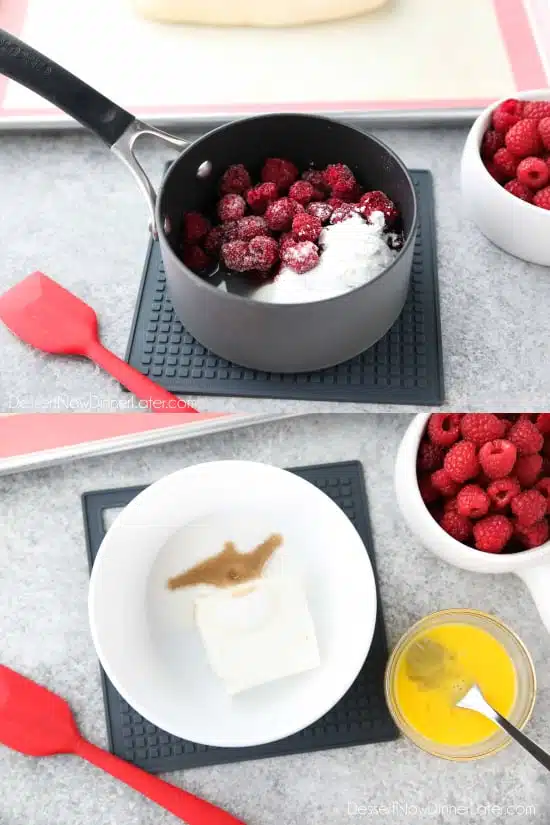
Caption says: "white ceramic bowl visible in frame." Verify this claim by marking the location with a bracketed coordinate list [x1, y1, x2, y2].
[461, 89, 550, 266]
[88, 460, 377, 747]
[394, 414, 550, 633]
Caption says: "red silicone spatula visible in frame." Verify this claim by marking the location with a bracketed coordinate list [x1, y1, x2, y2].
[0, 272, 197, 413]
[0, 664, 246, 824]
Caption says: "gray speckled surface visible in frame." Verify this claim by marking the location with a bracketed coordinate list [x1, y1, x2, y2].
[1, 126, 550, 414]
[1, 412, 549, 825]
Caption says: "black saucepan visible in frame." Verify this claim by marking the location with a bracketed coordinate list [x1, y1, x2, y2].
[0, 28, 418, 373]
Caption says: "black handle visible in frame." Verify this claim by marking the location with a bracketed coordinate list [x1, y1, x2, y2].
[0, 28, 133, 146]
[497, 714, 550, 771]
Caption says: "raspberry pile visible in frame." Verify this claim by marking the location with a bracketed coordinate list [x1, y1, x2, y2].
[417, 413, 550, 553]
[480, 99, 550, 210]
[180, 158, 402, 277]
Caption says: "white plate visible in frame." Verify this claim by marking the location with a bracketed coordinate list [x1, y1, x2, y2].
[88, 460, 377, 747]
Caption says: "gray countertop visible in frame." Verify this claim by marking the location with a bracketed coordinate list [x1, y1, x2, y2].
[1, 125, 550, 414]
[1, 412, 549, 825]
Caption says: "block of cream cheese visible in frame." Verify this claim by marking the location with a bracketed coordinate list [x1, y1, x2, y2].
[194, 574, 320, 694]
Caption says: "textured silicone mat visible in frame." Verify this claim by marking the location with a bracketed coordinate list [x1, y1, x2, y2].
[82, 460, 398, 773]
[125, 169, 443, 405]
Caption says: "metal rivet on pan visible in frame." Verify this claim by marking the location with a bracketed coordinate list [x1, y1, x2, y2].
[164, 216, 172, 234]
[197, 161, 212, 178]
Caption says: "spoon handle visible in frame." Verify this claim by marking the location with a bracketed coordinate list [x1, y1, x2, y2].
[74, 738, 247, 824]
[494, 713, 550, 771]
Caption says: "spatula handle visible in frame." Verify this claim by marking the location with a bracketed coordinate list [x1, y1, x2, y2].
[74, 738, 247, 824]
[85, 340, 197, 413]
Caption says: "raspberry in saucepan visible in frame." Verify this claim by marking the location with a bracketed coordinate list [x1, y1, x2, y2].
[182, 211, 211, 243]
[301, 169, 328, 196]
[508, 418, 544, 455]
[460, 413, 506, 445]
[481, 129, 505, 161]
[431, 469, 459, 498]
[219, 164, 252, 195]
[278, 232, 295, 255]
[235, 216, 270, 242]
[203, 225, 225, 256]
[323, 163, 353, 188]
[330, 204, 356, 224]
[539, 117, 550, 151]
[181, 244, 211, 272]
[417, 440, 445, 473]
[514, 454, 543, 488]
[221, 240, 252, 272]
[280, 240, 320, 274]
[478, 439, 517, 479]
[492, 148, 519, 180]
[222, 220, 240, 241]
[523, 101, 550, 121]
[440, 511, 473, 543]
[444, 441, 480, 483]
[246, 183, 278, 214]
[306, 201, 334, 224]
[248, 236, 279, 272]
[288, 181, 315, 206]
[515, 519, 549, 549]
[505, 119, 543, 158]
[217, 194, 247, 222]
[487, 477, 521, 512]
[357, 191, 399, 227]
[332, 175, 359, 202]
[427, 413, 462, 447]
[473, 515, 513, 552]
[264, 198, 296, 232]
[456, 484, 490, 519]
[491, 99, 524, 133]
[511, 489, 547, 527]
[504, 180, 534, 202]
[292, 213, 322, 243]
[261, 158, 299, 193]
[533, 186, 550, 209]
[516, 157, 549, 190]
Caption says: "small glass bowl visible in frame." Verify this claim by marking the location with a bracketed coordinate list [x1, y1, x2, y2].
[384, 609, 536, 761]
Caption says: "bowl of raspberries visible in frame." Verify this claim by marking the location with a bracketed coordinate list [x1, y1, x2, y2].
[461, 90, 550, 266]
[395, 413, 550, 633]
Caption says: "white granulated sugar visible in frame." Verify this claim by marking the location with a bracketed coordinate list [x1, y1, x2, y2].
[252, 211, 399, 304]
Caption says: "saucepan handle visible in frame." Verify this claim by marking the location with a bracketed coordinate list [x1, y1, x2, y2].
[0, 28, 190, 232]
[517, 565, 550, 634]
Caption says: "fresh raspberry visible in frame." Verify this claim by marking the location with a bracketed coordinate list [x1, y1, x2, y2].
[431, 469, 460, 498]
[357, 191, 399, 227]
[417, 440, 445, 473]
[221, 240, 252, 272]
[511, 489, 547, 527]
[481, 129, 505, 161]
[292, 213, 322, 243]
[535, 414, 550, 434]
[516, 157, 549, 190]
[246, 183, 278, 214]
[181, 244, 211, 272]
[219, 164, 252, 195]
[473, 515, 513, 553]
[535, 478, 550, 512]
[514, 454, 543, 488]
[427, 413, 462, 447]
[280, 240, 319, 274]
[485, 160, 508, 184]
[478, 439, 517, 479]
[235, 216, 270, 242]
[444, 496, 459, 513]
[222, 220, 240, 241]
[505, 119, 543, 158]
[444, 441, 479, 483]
[456, 484, 490, 519]
[440, 511, 472, 543]
[418, 473, 439, 505]
[508, 419, 544, 455]
[261, 158, 299, 193]
[306, 201, 333, 224]
[539, 118, 550, 151]
[217, 193, 246, 222]
[544, 436, 550, 459]
[523, 101, 550, 121]
[265, 198, 296, 232]
[487, 477, 521, 512]
[460, 413, 506, 445]
[288, 181, 315, 206]
[492, 148, 519, 180]
[330, 204, 356, 224]
[203, 225, 225, 256]
[504, 180, 534, 202]
[182, 211, 210, 243]
[515, 518, 549, 549]
[491, 99, 524, 133]
[248, 235, 279, 272]
[533, 186, 550, 209]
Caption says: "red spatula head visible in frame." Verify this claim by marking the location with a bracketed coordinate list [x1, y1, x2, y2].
[0, 665, 80, 756]
[0, 272, 99, 355]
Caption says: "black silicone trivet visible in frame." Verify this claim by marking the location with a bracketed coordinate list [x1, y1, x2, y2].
[82, 460, 398, 773]
[124, 169, 443, 405]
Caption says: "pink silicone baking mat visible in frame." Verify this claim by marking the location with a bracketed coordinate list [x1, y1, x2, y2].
[0, 0, 549, 128]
